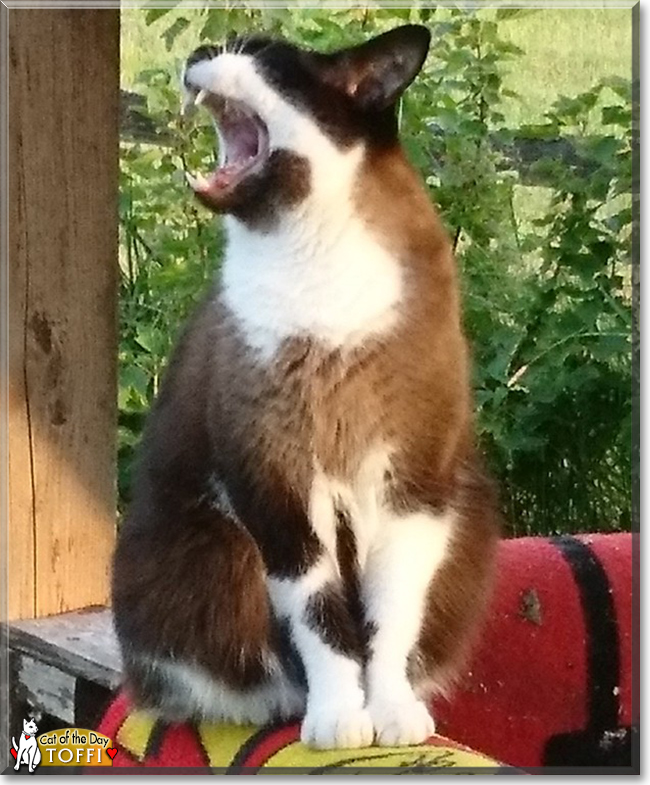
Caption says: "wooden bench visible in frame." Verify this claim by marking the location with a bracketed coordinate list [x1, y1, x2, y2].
[3, 608, 121, 757]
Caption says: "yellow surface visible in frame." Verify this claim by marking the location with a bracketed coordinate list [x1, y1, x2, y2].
[116, 711, 502, 772]
[117, 711, 158, 761]
[261, 740, 499, 772]
[198, 721, 260, 768]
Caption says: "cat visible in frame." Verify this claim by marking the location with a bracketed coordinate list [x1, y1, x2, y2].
[112, 24, 500, 750]
[13, 718, 42, 772]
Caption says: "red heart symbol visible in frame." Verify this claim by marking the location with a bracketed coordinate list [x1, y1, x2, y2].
[10, 749, 17, 759]
[106, 748, 117, 760]
[24, 736, 30, 740]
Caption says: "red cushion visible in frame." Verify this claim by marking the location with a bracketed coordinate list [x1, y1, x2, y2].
[97, 533, 634, 770]
[433, 533, 634, 767]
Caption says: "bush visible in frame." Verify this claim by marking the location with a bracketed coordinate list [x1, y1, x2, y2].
[118, 8, 633, 536]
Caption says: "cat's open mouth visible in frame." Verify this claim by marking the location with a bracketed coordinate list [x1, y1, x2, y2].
[184, 89, 270, 202]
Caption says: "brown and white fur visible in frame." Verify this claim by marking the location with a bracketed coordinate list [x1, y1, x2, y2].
[112, 25, 500, 750]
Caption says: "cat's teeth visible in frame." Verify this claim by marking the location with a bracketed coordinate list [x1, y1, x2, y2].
[180, 89, 196, 117]
[195, 89, 208, 107]
[185, 171, 209, 191]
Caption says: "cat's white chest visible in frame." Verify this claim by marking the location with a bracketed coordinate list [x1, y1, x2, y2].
[221, 200, 404, 359]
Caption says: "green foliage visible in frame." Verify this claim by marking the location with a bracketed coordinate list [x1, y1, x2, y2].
[119, 66, 221, 505]
[118, 9, 633, 535]
[473, 79, 633, 535]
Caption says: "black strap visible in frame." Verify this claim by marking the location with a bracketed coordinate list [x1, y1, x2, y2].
[543, 535, 633, 767]
[551, 535, 620, 732]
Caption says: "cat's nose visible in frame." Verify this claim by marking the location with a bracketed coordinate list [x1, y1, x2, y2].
[184, 45, 221, 96]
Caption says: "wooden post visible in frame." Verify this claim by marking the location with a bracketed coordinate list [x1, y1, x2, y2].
[8, 9, 120, 620]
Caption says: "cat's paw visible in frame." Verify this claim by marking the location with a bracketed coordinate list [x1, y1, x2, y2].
[300, 705, 374, 749]
[367, 697, 435, 747]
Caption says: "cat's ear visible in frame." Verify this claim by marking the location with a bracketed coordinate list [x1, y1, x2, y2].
[322, 25, 431, 111]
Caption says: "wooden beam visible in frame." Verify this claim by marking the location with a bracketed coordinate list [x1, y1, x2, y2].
[8, 9, 120, 619]
[3, 610, 119, 752]
[7, 609, 121, 691]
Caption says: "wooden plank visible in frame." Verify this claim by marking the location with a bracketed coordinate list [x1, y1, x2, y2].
[6, 608, 121, 690]
[4, 609, 120, 754]
[8, 9, 120, 619]
[17, 655, 77, 726]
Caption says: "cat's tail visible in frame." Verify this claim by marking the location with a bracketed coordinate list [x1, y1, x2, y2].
[12, 737, 18, 750]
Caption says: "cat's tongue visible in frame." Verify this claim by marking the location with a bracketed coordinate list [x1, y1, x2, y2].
[213, 113, 260, 186]
[186, 158, 256, 193]
[212, 166, 239, 189]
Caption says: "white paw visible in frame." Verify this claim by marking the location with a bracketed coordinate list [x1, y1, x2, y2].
[301, 704, 374, 750]
[368, 697, 435, 747]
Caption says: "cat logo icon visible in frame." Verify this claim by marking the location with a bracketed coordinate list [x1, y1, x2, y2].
[11, 717, 42, 773]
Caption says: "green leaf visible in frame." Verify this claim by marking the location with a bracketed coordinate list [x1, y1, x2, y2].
[135, 325, 159, 354]
[601, 76, 632, 101]
[495, 8, 540, 20]
[481, 21, 498, 44]
[199, 10, 228, 42]
[497, 41, 525, 57]
[163, 17, 190, 51]
[144, 5, 178, 25]
[601, 104, 631, 126]
[587, 135, 621, 164]
[589, 333, 631, 362]
[118, 365, 151, 411]
[117, 426, 140, 448]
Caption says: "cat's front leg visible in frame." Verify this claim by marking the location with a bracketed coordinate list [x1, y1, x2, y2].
[267, 556, 373, 749]
[362, 509, 454, 746]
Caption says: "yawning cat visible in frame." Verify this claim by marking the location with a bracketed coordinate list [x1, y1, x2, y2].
[112, 24, 500, 750]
